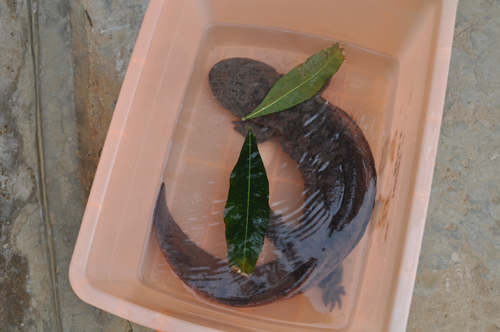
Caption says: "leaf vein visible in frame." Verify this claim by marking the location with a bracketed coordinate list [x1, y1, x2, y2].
[244, 132, 252, 267]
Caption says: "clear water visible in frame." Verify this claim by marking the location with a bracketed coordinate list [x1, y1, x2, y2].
[141, 24, 398, 329]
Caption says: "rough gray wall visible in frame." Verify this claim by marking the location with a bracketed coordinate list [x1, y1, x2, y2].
[0, 0, 152, 330]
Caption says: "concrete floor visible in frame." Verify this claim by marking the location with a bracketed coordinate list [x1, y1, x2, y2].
[0, 0, 499, 331]
[407, 1, 500, 331]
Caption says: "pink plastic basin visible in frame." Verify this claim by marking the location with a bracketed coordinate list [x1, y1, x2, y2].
[69, 0, 457, 331]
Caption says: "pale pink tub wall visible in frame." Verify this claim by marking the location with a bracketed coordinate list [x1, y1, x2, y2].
[388, 0, 457, 331]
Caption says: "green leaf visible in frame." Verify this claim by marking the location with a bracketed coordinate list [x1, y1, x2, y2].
[224, 128, 270, 275]
[243, 43, 345, 120]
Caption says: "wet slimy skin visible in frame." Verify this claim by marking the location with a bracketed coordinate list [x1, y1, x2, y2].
[154, 58, 377, 310]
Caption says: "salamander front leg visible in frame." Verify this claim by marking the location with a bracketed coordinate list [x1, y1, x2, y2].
[318, 263, 346, 311]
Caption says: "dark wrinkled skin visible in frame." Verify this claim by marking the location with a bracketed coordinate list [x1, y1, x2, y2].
[154, 58, 377, 310]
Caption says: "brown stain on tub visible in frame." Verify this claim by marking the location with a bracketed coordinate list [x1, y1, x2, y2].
[374, 193, 392, 242]
[373, 131, 405, 241]
[378, 136, 391, 178]
[390, 130, 398, 162]
[392, 133, 405, 199]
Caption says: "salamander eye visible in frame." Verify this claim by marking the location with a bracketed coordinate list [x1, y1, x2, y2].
[322, 248, 326, 252]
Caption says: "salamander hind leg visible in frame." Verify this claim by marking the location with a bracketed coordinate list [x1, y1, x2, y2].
[318, 263, 346, 311]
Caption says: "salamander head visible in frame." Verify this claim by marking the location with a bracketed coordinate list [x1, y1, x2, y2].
[209, 58, 281, 119]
